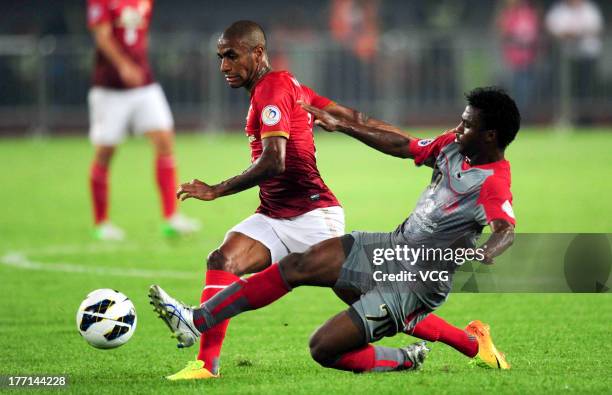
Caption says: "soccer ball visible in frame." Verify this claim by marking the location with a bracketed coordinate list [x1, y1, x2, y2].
[76, 289, 137, 349]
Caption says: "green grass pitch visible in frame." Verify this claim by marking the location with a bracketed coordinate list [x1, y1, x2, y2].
[1, 128, 611, 394]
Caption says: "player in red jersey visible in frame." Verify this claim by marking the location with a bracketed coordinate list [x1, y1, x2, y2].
[87, 0, 199, 240]
[160, 20, 345, 380]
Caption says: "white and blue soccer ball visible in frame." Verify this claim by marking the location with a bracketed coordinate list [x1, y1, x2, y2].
[76, 289, 137, 349]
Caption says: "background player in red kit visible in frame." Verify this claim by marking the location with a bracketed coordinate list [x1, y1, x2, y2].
[87, 0, 199, 240]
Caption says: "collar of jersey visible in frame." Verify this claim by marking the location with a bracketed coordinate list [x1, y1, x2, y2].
[250, 70, 285, 96]
[461, 157, 509, 171]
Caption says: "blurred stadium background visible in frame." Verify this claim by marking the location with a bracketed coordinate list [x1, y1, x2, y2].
[0, 0, 610, 135]
[1, 2, 611, 392]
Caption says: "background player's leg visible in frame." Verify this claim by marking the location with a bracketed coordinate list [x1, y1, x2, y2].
[407, 314, 478, 357]
[197, 232, 272, 375]
[309, 310, 417, 373]
[90, 145, 115, 226]
[147, 130, 200, 235]
[146, 130, 177, 220]
[88, 86, 128, 240]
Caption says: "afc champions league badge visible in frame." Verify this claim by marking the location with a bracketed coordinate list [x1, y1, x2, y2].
[262, 105, 281, 126]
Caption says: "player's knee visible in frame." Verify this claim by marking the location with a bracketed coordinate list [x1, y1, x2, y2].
[206, 249, 228, 271]
[94, 147, 115, 167]
[206, 249, 244, 275]
[308, 332, 336, 367]
[155, 138, 173, 156]
[285, 252, 307, 272]
[279, 253, 310, 285]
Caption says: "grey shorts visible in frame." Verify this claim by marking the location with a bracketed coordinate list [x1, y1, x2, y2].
[334, 231, 432, 343]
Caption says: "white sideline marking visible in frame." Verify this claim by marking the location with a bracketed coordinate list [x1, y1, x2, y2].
[0, 251, 193, 280]
[16, 242, 150, 257]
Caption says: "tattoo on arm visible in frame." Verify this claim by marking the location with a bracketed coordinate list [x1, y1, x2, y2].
[213, 137, 286, 197]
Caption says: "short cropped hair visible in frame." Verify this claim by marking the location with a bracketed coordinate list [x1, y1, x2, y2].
[222, 20, 267, 50]
[466, 87, 520, 149]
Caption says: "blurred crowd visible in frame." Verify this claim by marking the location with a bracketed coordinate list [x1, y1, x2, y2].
[318, 0, 606, 123]
[497, 0, 604, 123]
[0, 0, 608, 129]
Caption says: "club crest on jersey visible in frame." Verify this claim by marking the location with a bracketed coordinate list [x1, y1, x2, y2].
[120, 6, 144, 29]
[418, 139, 433, 147]
[88, 4, 102, 23]
[262, 105, 281, 126]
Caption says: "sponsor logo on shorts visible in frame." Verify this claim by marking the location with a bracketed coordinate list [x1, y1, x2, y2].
[365, 304, 395, 340]
[418, 139, 433, 147]
[261, 105, 281, 126]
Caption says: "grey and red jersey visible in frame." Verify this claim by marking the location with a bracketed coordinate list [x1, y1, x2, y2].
[400, 131, 515, 245]
[394, 131, 515, 305]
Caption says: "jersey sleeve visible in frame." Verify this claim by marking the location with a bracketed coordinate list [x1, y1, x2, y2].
[302, 85, 334, 109]
[408, 131, 456, 167]
[477, 176, 516, 226]
[87, 0, 111, 28]
[254, 80, 294, 139]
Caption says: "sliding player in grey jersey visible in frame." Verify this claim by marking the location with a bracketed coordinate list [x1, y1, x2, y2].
[149, 87, 518, 373]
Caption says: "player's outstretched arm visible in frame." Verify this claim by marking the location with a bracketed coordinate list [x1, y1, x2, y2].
[301, 102, 415, 158]
[90, 23, 144, 87]
[479, 220, 515, 264]
[177, 137, 286, 201]
[324, 102, 408, 135]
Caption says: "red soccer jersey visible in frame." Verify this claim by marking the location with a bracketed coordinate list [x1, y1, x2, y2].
[245, 71, 340, 218]
[473, 160, 515, 225]
[87, 0, 154, 89]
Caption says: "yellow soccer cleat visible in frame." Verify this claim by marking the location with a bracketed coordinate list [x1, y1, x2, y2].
[465, 320, 511, 370]
[166, 360, 219, 381]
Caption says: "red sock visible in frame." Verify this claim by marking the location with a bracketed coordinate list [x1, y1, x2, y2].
[409, 314, 478, 357]
[155, 155, 177, 219]
[193, 264, 291, 331]
[333, 345, 413, 372]
[232, 263, 291, 310]
[334, 345, 376, 372]
[197, 270, 240, 374]
[90, 162, 108, 225]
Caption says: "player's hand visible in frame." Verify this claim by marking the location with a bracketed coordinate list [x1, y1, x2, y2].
[479, 254, 495, 265]
[299, 101, 343, 133]
[118, 61, 145, 87]
[177, 179, 218, 202]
